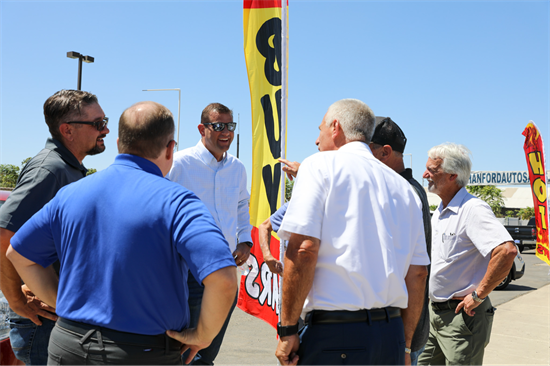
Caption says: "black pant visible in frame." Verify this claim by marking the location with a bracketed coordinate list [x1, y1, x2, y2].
[298, 309, 406, 365]
[47, 318, 182, 365]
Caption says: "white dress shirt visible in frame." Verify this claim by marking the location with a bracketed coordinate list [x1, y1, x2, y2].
[429, 187, 512, 302]
[278, 142, 430, 316]
[167, 140, 252, 252]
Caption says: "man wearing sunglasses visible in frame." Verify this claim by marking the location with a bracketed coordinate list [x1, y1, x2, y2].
[168, 102, 252, 365]
[0, 89, 109, 365]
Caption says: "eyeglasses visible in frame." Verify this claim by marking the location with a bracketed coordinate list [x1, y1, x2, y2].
[166, 139, 178, 152]
[203, 122, 237, 132]
[67, 117, 109, 131]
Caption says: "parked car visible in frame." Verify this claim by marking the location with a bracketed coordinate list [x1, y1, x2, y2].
[495, 244, 525, 290]
[505, 217, 537, 253]
[0, 190, 10, 209]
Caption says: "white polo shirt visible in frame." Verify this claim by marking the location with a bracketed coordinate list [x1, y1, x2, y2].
[429, 187, 513, 302]
[278, 142, 429, 316]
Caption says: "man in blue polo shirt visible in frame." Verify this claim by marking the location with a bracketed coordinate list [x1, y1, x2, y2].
[6, 101, 238, 365]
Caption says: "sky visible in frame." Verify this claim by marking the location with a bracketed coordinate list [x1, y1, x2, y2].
[1, 0, 548, 189]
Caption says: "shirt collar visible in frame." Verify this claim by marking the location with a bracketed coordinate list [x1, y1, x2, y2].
[399, 168, 413, 180]
[113, 154, 164, 177]
[195, 140, 227, 168]
[439, 186, 468, 214]
[46, 138, 87, 174]
[338, 141, 371, 154]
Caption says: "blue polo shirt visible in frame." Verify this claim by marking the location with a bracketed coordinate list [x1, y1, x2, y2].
[11, 154, 236, 335]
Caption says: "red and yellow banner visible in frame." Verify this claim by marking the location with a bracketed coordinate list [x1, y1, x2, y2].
[238, 0, 288, 328]
[522, 121, 550, 265]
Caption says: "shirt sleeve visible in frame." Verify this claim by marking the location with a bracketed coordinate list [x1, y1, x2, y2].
[172, 192, 236, 284]
[270, 202, 289, 233]
[0, 167, 61, 232]
[465, 201, 513, 257]
[236, 165, 253, 244]
[10, 200, 58, 268]
[278, 156, 326, 241]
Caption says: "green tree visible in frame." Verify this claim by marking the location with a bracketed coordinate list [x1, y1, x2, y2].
[0, 164, 20, 188]
[86, 168, 98, 176]
[505, 210, 516, 218]
[0, 157, 32, 188]
[518, 207, 535, 220]
[467, 185, 505, 217]
[285, 177, 294, 202]
[429, 204, 438, 211]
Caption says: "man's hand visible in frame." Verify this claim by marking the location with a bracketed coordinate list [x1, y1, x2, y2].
[454, 294, 481, 317]
[264, 255, 283, 275]
[405, 352, 411, 366]
[275, 334, 300, 365]
[166, 328, 211, 364]
[278, 158, 300, 181]
[10, 284, 58, 325]
[232, 243, 251, 266]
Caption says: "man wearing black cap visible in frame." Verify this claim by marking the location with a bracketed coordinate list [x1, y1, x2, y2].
[369, 117, 432, 365]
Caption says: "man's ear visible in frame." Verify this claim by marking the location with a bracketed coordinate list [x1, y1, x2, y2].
[381, 145, 393, 159]
[59, 123, 74, 141]
[198, 124, 205, 137]
[449, 173, 458, 182]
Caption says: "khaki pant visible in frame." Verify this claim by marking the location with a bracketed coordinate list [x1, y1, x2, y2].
[418, 298, 494, 365]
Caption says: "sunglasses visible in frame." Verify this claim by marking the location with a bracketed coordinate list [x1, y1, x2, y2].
[203, 122, 237, 132]
[67, 117, 109, 131]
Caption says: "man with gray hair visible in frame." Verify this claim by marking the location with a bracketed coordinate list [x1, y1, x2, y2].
[275, 99, 429, 365]
[418, 143, 516, 365]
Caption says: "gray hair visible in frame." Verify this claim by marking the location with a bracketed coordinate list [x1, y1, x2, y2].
[325, 99, 375, 142]
[428, 143, 472, 188]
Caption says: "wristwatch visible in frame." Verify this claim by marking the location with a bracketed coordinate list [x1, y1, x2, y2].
[471, 290, 486, 303]
[240, 241, 253, 248]
[277, 322, 299, 337]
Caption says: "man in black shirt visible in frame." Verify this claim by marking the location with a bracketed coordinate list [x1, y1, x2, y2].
[0, 89, 110, 365]
[369, 116, 432, 365]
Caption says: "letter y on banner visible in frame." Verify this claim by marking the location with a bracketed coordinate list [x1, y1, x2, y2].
[522, 121, 550, 265]
[239, 0, 289, 329]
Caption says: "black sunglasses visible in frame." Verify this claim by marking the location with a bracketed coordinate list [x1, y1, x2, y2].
[203, 122, 237, 132]
[67, 117, 109, 131]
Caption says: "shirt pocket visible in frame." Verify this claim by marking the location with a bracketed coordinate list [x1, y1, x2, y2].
[440, 234, 459, 263]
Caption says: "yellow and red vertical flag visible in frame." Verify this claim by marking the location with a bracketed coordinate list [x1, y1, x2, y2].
[522, 121, 550, 265]
[238, 0, 289, 328]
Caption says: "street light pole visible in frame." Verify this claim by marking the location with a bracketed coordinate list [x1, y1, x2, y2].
[66, 51, 94, 90]
[142, 89, 181, 150]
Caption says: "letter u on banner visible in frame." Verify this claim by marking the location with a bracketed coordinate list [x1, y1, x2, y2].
[239, 0, 289, 328]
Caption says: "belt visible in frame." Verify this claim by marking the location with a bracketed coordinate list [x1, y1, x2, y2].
[56, 317, 181, 350]
[305, 307, 401, 325]
[431, 300, 462, 311]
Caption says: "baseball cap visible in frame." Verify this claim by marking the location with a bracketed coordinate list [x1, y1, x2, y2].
[371, 117, 407, 153]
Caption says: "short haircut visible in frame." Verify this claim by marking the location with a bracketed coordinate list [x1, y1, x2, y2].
[428, 143, 472, 188]
[118, 101, 175, 159]
[200, 103, 233, 124]
[325, 99, 375, 143]
[44, 90, 99, 141]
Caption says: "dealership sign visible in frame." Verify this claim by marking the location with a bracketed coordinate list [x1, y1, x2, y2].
[468, 171, 531, 185]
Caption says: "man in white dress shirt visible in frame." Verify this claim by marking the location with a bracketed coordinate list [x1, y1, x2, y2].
[167, 102, 253, 365]
[418, 143, 516, 365]
[274, 98, 430, 365]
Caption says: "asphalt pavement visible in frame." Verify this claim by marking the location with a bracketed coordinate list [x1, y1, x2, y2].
[215, 249, 550, 365]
